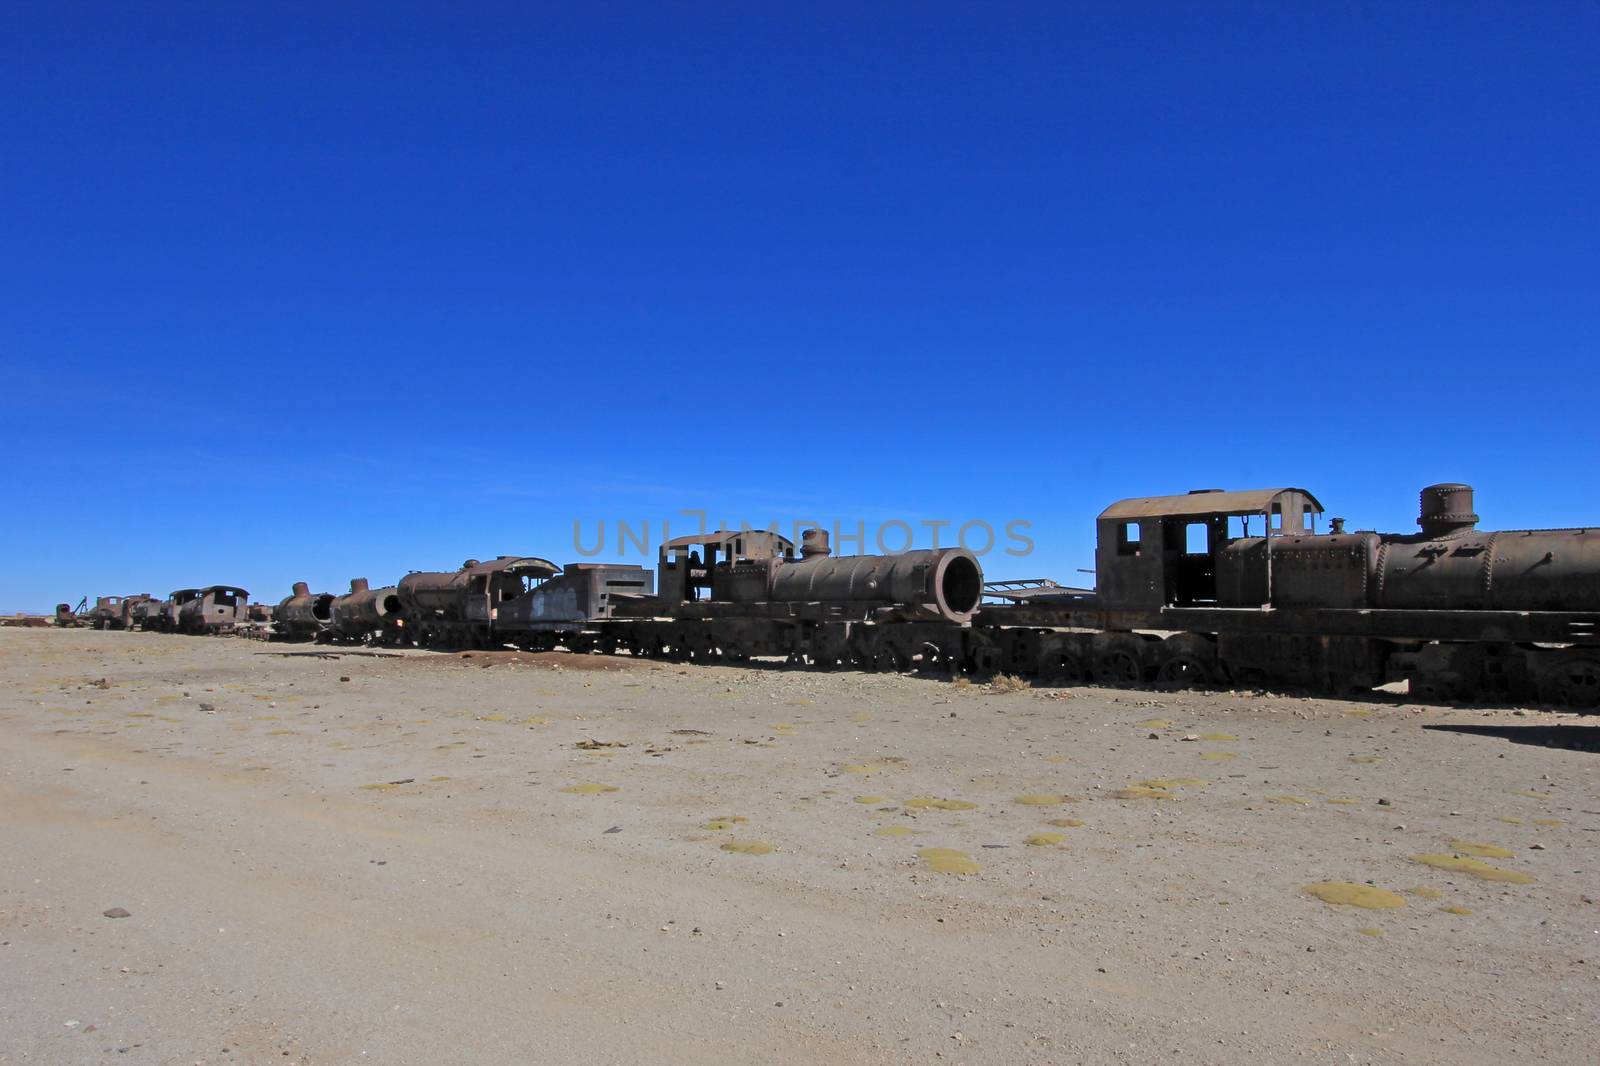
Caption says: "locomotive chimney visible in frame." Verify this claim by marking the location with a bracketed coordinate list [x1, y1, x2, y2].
[1418, 483, 1478, 537]
[1329, 518, 1346, 534]
[350, 577, 370, 594]
[800, 528, 832, 559]
[292, 581, 310, 597]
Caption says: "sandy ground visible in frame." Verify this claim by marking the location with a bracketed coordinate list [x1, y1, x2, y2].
[0, 629, 1595, 1066]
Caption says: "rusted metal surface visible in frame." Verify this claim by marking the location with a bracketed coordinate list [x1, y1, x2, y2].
[118, 594, 155, 629]
[75, 481, 1600, 709]
[396, 556, 561, 647]
[982, 579, 1096, 605]
[328, 577, 404, 643]
[89, 596, 126, 629]
[177, 585, 249, 634]
[127, 596, 165, 629]
[1417, 483, 1479, 537]
[982, 482, 1600, 707]
[768, 532, 982, 624]
[1099, 488, 1324, 521]
[274, 581, 335, 640]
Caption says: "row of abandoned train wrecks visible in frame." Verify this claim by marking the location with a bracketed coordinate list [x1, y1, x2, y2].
[54, 484, 1600, 709]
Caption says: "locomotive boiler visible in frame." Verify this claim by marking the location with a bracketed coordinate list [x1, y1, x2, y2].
[326, 577, 404, 643]
[600, 529, 983, 668]
[273, 582, 335, 640]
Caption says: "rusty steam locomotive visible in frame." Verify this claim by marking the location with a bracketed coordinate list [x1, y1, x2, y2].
[65, 483, 1600, 709]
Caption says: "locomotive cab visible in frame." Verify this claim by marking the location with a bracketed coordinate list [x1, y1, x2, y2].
[1097, 488, 1324, 609]
[656, 531, 796, 605]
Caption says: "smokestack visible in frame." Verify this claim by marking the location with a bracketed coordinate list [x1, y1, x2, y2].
[1418, 483, 1478, 537]
[350, 577, 370, 594]
[292, 581, 310, 597]
[800, 528, 832, 559]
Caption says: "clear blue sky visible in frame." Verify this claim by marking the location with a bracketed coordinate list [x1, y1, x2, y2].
[3, 3, 1597, 612]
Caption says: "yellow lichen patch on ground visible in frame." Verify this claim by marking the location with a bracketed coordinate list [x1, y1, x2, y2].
[1326, 797, 1358, 805]
[559, 783, 619, 795]
[720, 839, 773, 855]
[1450, 840, 1514, 859]
[918, 848, 979, 875]
[1013, 793, 1072, 806]
[840, 762, 891, 776]
[1111, 786, 1173, 800]
[904, 797, 978, 811]
[854, 795, 888, 804]
[849, 711, 872, 724]
[475, 713, 508, 722]
[1267, 795, 1311, 805]
[1533, 818, 1562, 828]
[1137, 718, 1173, 729]
[769, 723, 799, 736]
[1357, 927, 1383, 937]
[265, 729, 294, 736]
[1302, 882, 1406, 909]
[1024, 832, 1065, 847]
[1199, 751, 1237, 761]
[702, 819, 745, 830]
[1410, 854, 1535, 884]
[1495, 816, 1524, 825]
[1441, 906, 1474, 915]
[1136, 777, 1207, 789]
[1198, 732, 1238, 741]
[1046, 818, 1085, 828]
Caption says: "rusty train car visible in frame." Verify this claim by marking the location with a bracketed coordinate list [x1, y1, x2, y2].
[967, 483, 1600, 707]
[63, 481, 1600, 709]
[175, 585, 250, 634]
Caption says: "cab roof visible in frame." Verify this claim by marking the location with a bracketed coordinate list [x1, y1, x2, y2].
[1100, 488, 1324, 521]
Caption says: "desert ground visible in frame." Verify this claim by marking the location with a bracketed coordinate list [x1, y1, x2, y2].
[0, 628, 1595, 1065]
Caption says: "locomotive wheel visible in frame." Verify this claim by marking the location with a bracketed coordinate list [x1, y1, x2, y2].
[596, 635, 617, 655]
[1037, 651, 1086, 685]
[968, 645, 1003, 676]
[1539, 656, 1600, 709]
[1155, 653, 1216, 688]
[874, 647, 908, 673]
[1093, 649, 1144, 685]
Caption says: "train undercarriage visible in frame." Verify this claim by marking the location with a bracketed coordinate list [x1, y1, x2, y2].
[379, 608, 1600, 711]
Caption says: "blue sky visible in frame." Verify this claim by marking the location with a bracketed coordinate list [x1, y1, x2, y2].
[3, 3, 1597, 611]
